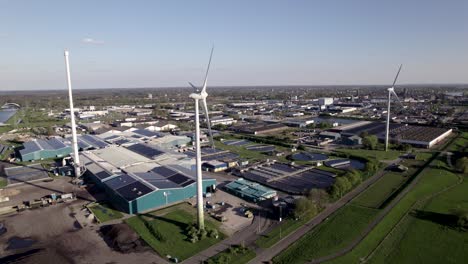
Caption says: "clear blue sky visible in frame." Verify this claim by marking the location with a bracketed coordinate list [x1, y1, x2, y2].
[1, 0, 467, 90]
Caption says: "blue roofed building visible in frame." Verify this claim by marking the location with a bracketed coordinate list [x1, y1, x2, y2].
[80, 146, 216, 214]
[18, 138, 72, 162]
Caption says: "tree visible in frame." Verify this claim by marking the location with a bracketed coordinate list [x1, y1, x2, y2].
[455, 157, 468, 174]
[307, 189, 328, 208]
[362, 135, 378, 150]
[365, 159, 380, 173]
[345, 170, 362, 186]
[329, 177, 352, 198]
[293, 197, 318, 219]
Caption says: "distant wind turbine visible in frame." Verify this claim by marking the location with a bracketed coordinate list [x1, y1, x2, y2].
[189, 46, 215, 230]
[385, 64, 403, 152]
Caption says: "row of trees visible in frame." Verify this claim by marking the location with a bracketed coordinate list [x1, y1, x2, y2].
[292, 189, 328, 220]
[329, 170, 363, 199]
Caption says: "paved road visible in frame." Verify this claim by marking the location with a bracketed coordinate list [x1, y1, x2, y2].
[249, 164, 393, 264]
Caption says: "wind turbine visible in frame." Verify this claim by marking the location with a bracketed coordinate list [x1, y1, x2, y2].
[64, 50, 81, 177]
[189, 47, 215, 149]
[189, 47, 214, 230]
[385, 64, 403, 152]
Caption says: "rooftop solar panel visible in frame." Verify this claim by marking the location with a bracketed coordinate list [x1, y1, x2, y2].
[105, 174, 137, 190]
[81, 134, 109, 148]
[114, 139, 130, 145]
[151, 166, 178, 177]
[46, 138, 67, 149]
[180, 179, 195, 187]
[126, 143, 164, 159]
[148, 180, 180, 189]
[115, 181, 153, 201]
[104, 135, 121, 141]
[133, 129, 160, 138]
[168, 173, 190, 185]
[95, 170, 113, 180]
[20, 141, 41, 154]
[134, 172, 167, 181]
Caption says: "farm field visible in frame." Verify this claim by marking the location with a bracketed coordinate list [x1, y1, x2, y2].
[125, 205, 225, 261]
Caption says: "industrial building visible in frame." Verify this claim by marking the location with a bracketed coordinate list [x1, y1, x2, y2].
[338, 122, 452, 148]
[18, 138, 72, 162]
[224, 178, 277, 203]
[80, 145, 216, 214]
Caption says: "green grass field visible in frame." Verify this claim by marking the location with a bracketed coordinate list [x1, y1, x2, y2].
[353, 159, 427, 208]
[336, 149, 402, 161]
[324, 139, 463, 264]
[352, 172, 408, 208]
[205, 245, 256, 264]
[272, 205, 379, 264]
[88, 203, 124, 223]
[256, 217, 310, 248]
[126, 207, 225, 261]
[447, 132, 468, 152]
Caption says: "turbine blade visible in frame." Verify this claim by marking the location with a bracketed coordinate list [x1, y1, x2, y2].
[201, 46, 214, 93]
[391, 64, 403, 88]
[391, 89, 404, 107]
[201, 98, 215, 149]
[188, 82, 199, 92]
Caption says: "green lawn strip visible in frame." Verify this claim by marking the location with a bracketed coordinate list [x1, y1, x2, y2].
[256, 217, 310, 248]
[88, 203, 124, 223]
[335, 149, 402, 161]
[324, 167, 460, 264]
[353, 159, 427, 208]
[126, 209, 225, 261]
[352, 172, 408, 208]
[272, 204, 379, 264]
[370, 177, 468, 264]
[205, 245, 256, 264]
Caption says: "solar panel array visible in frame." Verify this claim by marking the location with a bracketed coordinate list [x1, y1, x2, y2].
[46, 138, 67, 149]
[20, 138, 70, 155]
[126, 143, 164, 159]
[115, 181, 153, 201]
[114, 138, 131, 145]
[144, 166, 196, 189]
[81, 134, 109, 148]
[133, 129, 161, 138]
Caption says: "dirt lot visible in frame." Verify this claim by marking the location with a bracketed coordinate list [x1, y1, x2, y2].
[0, 178, 168, 264]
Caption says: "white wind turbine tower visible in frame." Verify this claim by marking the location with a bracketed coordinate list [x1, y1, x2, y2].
[64, 50, 81, 177]
[385, 64, 403, 152]
[189, 47, 215, 230]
